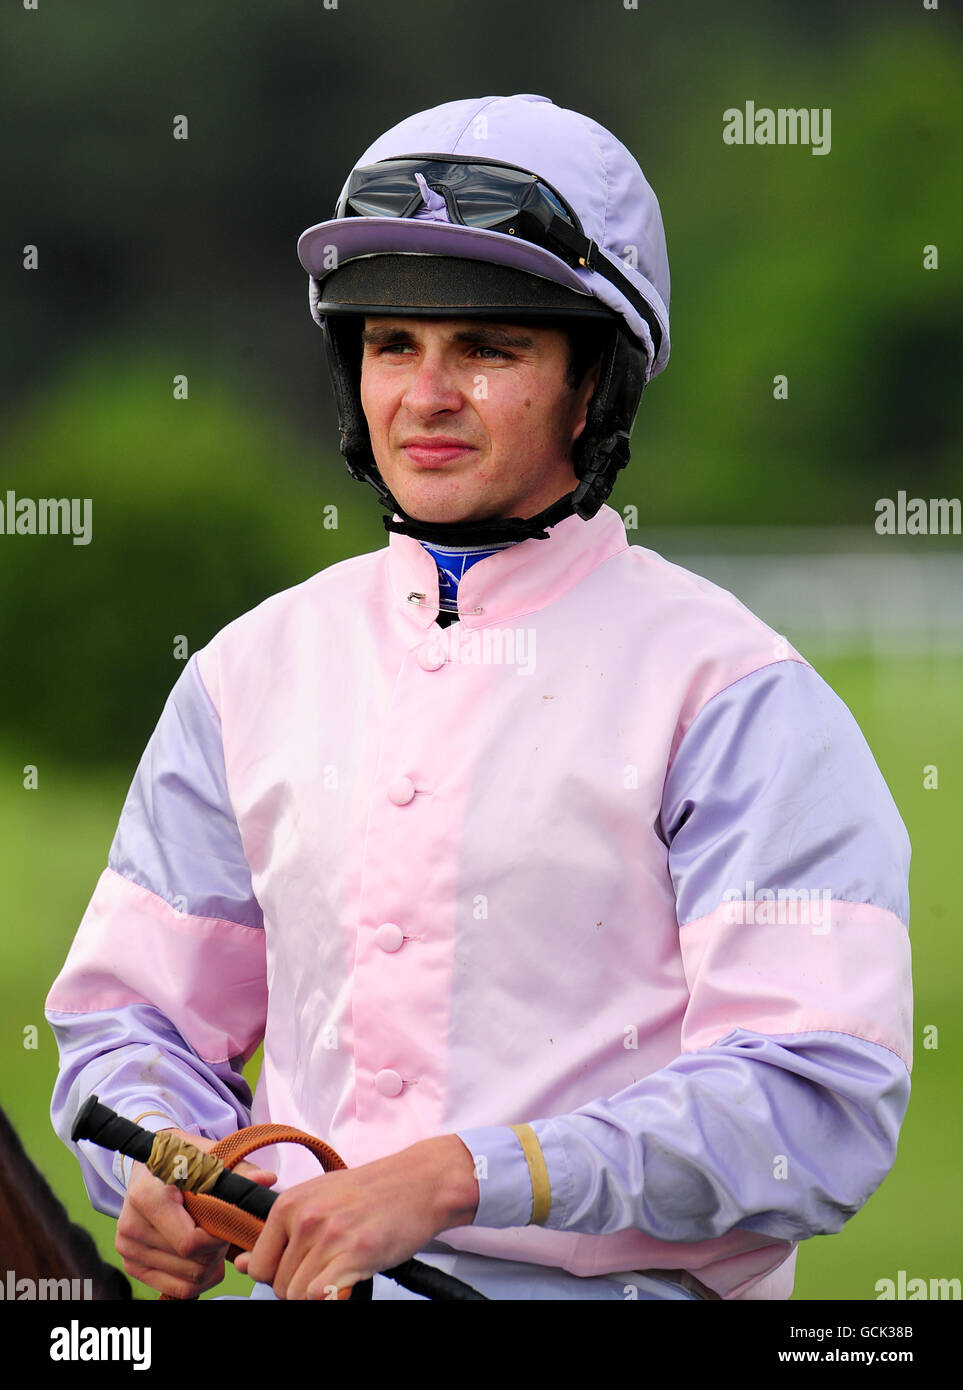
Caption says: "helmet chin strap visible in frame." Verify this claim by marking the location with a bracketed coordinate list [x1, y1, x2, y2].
[381, 491, 576, 545]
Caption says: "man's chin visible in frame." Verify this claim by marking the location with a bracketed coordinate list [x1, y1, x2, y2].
[392, 490, 495, 528]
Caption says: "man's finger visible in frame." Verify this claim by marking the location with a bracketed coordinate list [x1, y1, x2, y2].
[231, 1159, 277, 1184]
[129, 1170, 227, 1258]
[305, 1278, 354, 1301]
[242, 1206, 295, 1289]
[120, 1217, 226, 1270]
[122, 1255, 227, 1300]
[298, 1254, 367, 1302]
[118, 1196, 227, 1264]
[116, 1228, 227, 1285]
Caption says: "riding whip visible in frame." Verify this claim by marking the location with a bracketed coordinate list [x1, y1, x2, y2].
[72, 1096, 486, 1301]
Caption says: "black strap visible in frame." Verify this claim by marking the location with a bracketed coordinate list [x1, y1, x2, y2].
[547, 216, 663, 360]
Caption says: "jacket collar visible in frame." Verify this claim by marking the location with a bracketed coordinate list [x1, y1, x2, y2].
[386, 504, 629, 631]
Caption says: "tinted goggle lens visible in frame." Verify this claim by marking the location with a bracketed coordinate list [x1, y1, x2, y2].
[337, 159, 580, 238]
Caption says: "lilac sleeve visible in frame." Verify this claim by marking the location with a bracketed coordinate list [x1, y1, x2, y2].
[47, 1004, 256, 1218]
[458, 1029, 909, 1239]
[457, 661, 913, 1241]
[45, 654, 267, 1217]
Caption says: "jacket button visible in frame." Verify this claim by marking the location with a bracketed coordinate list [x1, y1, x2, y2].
[374, 1068, 404, 1097]
[387, 776, 415, 805]
[375, 922, 404, 952]
[417, 644, 446, 671]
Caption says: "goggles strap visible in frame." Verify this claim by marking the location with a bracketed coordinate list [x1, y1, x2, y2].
[546, 216, 662, 361]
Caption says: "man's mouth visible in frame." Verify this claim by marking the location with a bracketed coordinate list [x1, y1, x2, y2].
[402, 439, 477, 467]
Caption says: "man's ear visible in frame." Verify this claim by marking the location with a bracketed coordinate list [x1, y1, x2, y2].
[571, 356, 603, 444]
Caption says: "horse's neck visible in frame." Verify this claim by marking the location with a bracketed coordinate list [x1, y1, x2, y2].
[0, 1177, 83, 1283]
[0, 1106, 127, 1295]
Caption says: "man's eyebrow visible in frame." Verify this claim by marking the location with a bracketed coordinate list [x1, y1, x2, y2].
[451, 327, 535, 350]
[360, 324, 536, 350]
[360, 324, 414, 347]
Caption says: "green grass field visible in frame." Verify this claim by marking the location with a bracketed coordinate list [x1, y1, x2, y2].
[1, 651, 958, 1301]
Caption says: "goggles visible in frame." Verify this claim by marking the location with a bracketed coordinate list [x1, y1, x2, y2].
[335, 154, 663, 360]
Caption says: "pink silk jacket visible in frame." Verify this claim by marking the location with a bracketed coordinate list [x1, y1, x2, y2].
[47, 504, 913, 1299]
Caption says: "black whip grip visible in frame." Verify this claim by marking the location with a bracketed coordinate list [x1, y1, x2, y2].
[72, 1094, 278, 1220]
[71, 1095, 156, 1165]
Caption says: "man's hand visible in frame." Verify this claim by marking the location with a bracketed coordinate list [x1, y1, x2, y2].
[234, 1134, 479, 1300]
[114, 1128, 277, 1299]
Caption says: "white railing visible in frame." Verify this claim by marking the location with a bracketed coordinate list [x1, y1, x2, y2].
[637, 527, 963, 657]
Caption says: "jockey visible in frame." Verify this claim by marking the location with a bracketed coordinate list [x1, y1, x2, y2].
[46, 94, 913, 1302]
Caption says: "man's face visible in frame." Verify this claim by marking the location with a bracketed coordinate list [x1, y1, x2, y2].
[359, 316, 600, 525]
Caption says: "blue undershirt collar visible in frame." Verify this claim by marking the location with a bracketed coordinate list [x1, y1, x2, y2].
[418, 538, 518, 615]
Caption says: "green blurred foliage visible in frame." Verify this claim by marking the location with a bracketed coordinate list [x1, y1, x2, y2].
[625, 24, 961, 526]
[2, 1, 958, 509]
[0, 353, 380, 767]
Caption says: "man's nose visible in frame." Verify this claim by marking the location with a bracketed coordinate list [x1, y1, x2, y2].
[401, 350, 464, 416]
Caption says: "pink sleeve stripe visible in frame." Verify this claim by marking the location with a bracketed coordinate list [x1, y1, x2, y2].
[678, 899, 913, 1069]
[45, 867, 267, 1064]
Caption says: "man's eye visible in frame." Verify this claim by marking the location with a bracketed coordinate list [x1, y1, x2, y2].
[367, 342, 511, 359]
